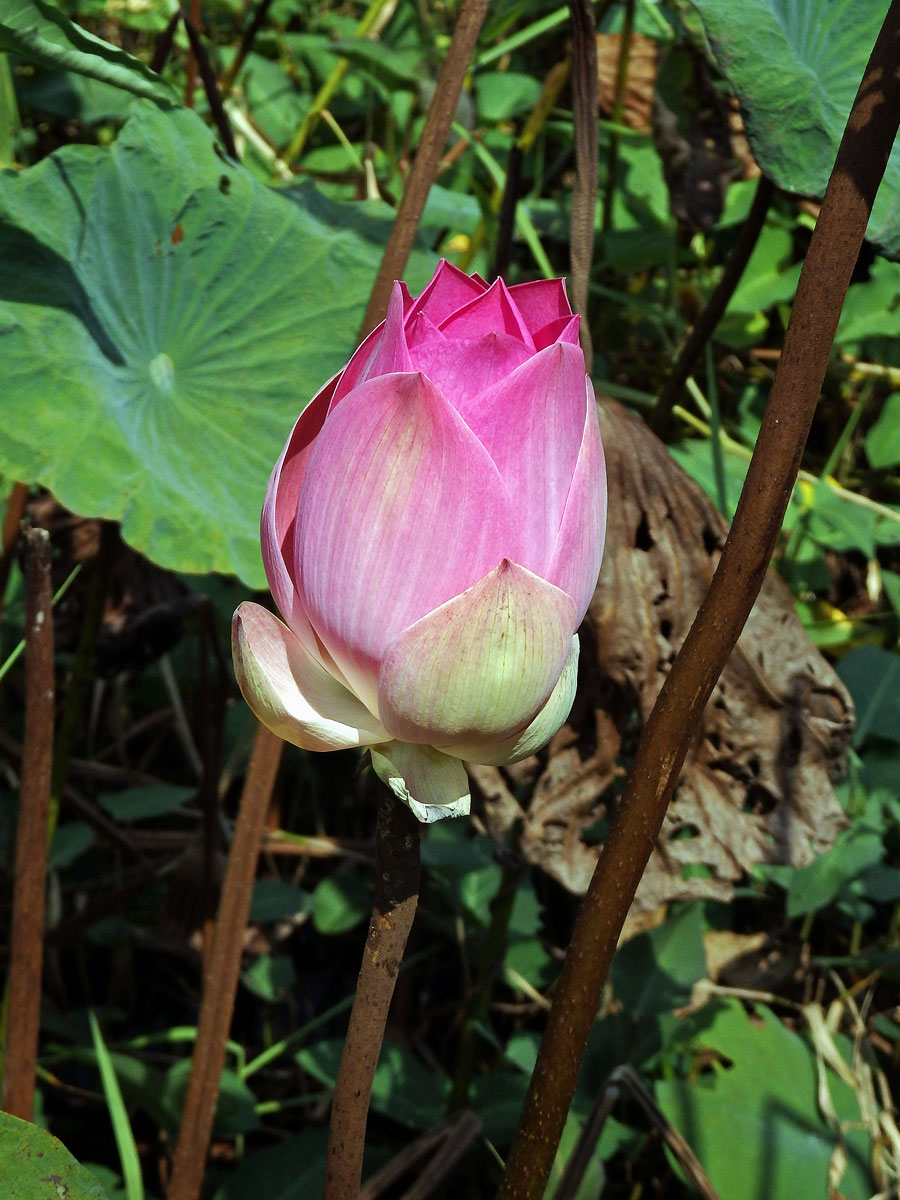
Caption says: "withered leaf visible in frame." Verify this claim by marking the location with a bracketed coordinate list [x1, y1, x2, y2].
[596, 33, 659, 134]
[475, 398, 853, 916]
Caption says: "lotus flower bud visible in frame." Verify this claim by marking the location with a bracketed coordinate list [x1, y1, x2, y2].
[233, 262, 606, 821]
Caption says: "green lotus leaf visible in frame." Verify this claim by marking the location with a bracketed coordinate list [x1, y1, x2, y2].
[0, 102, 436, 585]
[0, 0, 174, 104]
[656, 1000, 874, 1200]
[689, 0, 900, 258]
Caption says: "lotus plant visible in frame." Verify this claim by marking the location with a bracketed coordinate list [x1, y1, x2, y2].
[233, 261, 606, 821]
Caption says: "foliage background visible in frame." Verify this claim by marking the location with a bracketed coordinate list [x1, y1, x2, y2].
[1, 1, 900, 1197]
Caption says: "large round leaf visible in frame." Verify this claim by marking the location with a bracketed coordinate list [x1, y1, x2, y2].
[0, 102, 436, 585]
[689, 0, 900, 258]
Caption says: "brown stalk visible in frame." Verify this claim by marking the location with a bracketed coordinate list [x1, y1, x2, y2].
[184, 0, 202, 108]
[324, 786, 421, 1200]
[181, 13, 238, 159]
[220, 0, 276, 98]
[566, 0, 601, 372]
[167, 723, 283, 1200]
[551, 1065, 720, 1200]
[2, 527, 54, 1121]
[653, 173, 775, 433]
[0, 481, 28, 622]
[151, 10, 181, 75]
[491, 143, 523, 280]
[358, 0, 492, 339]
[497, 4, 900, 1197]
[359, 1109, 483, 1200]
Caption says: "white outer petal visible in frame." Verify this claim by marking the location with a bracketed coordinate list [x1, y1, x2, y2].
[233, 602, 388, 750]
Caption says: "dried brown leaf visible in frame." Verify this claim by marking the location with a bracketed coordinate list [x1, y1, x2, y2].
[596, 32, 658, 133]
[477, 399, 853, 915]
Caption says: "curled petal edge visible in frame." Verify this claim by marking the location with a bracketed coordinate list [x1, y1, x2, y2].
[442, 635, 580, 765]
[232, 602, 388, 751]
[369, 742, 471, 823]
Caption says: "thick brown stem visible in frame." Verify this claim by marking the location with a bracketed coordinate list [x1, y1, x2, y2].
[167, 724, 283, 1200]
[358, 0, 491, 339]
[497, 5, 900, 1197]
[324, 786, 421, 1199]
[2, 527, 54, 1120]
[653, 173, 775, 433]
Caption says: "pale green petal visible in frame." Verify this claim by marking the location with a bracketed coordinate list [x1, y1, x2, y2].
[369, 742, 471, 823]
[443, 636, 580, 765]
[378, 560, 575, 747]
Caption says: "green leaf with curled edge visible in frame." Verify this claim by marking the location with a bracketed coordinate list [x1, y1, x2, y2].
[0, 0, 174, 104]
[656, 1000, 874, 1200]
[0, 102, 436, 586]
[0, 1111, 110, 1199]
[689, 0, 900, 259]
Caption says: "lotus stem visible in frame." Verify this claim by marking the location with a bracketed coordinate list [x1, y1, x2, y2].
[1, 527, 54, 1120]
[324, 782, 421, 1200]
[168, 724, 283, 1200]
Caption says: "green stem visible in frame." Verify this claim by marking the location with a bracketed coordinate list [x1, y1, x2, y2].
[282, 0, 396, 168]
[448, 861, 522, 1111]
[706, 341, 728, 516]
[600, 0, 634, 235]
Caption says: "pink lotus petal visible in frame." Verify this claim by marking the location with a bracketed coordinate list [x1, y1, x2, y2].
[405, 259, 487, 327]
[508, 277, 572, 332]
[261, 376, 336, 645]
[457, 342, 588, 575]
[357, 281, 413, 379]
[330, 284, 412, 408]
[378, 559, 576, 747]
[545, 379, 607, 624]
[369, 741, 470, 822]
[442, 635, 579, 764]
[405, 309, 446, 359]
[232, 602, 388, 750]
[330, 327, 382, 408]
[438, 277, 536, 349]
[398, 280, 415, 316]
[410, 329, 533, 412]
[533, 313, 580, 350]
[295, 371, 516, 711]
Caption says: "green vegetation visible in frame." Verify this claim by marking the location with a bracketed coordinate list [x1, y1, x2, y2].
[1, 1, 899, 1196]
